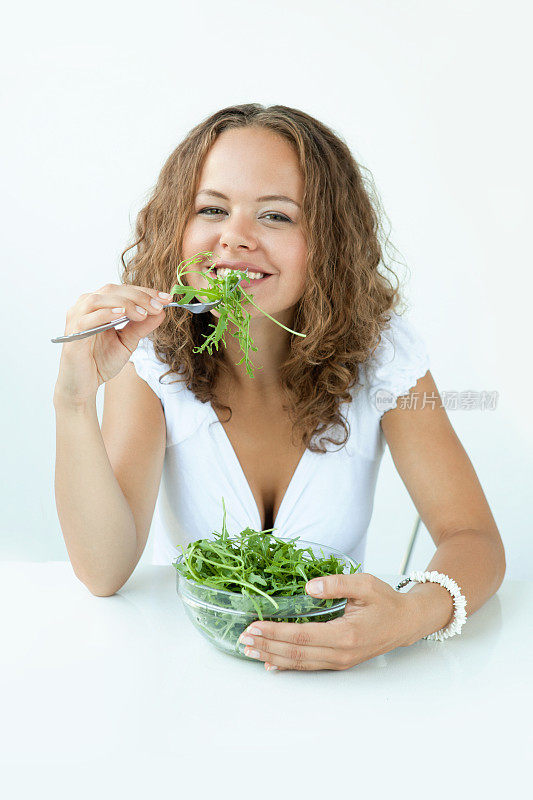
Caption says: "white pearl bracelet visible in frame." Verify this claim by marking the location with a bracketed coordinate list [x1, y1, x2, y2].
[395, 570, 468, 641]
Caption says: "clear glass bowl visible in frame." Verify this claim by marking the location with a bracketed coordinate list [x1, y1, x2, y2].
[174, 539, 362, 660]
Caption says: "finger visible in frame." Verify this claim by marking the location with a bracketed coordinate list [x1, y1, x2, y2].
[79, 291, 166, 321]
[93, 283, 173, 304]
[264, 662, 285, 672]
[106, 284, 174, 309]
[243, 642, 338, 671]
[64, 306, 130, 336]
[243, 636, 340, 669]
[240, 617, 351, 649]
[306, 571, 377, 602]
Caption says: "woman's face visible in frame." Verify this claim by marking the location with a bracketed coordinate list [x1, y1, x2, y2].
[181, 127, 307, 320]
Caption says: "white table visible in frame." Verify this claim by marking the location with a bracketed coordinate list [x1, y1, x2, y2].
[1, 562, 531, 799]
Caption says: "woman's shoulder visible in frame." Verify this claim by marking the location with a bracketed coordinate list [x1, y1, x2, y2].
[128, 336, 210, 446]
[128, 336, 185, 397]
[354, 309, 431, 417]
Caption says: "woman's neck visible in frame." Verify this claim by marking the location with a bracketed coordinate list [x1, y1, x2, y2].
[219, 308, 296, 394]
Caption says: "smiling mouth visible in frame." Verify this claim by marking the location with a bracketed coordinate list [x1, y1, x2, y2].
[202, 266, 271, 281]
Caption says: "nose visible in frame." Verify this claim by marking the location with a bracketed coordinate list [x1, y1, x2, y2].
[219, 211, 257, 251]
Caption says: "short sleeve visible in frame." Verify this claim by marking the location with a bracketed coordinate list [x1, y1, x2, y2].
[127, 337, 210, 448]
[363, 311, 430, 418]
[128, 337, 171, 400]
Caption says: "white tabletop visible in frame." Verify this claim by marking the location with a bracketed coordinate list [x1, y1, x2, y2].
[1, 561, 531, 799]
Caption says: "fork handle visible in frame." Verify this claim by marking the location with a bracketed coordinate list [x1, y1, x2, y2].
[51, 300, 197, 343]
[51, 315, 131, 343]
[50, 277, 244, 343]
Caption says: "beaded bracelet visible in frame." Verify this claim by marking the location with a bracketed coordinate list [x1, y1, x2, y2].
[395, 570, 468, 641]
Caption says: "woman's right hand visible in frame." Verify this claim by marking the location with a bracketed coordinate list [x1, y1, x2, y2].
[54, 283, 173, 407]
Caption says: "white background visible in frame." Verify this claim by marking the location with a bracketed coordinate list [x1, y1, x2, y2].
[1, 0, 531, 577]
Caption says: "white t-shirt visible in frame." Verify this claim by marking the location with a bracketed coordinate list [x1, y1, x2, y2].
[128, 310, 430, 567]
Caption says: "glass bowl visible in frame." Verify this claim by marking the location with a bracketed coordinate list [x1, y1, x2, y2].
[174, 539, 362, 660]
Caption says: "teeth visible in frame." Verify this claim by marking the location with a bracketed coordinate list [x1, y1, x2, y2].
[205, 266, 267, 280]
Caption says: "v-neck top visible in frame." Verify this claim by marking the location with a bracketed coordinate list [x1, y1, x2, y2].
[128, 310, 430, 567]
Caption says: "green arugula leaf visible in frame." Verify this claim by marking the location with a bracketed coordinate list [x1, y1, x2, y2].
[174, 497, 362, 621]
[168, 251, 306, 378]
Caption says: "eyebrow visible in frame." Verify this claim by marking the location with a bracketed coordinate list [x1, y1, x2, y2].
[196, 189, 301, 208]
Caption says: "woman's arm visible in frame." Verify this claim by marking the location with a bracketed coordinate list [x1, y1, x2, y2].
[54, 365, 166, 597]
[380, 370, 506, 644]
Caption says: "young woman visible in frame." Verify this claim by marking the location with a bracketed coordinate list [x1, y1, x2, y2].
[54, 103, 505, 672]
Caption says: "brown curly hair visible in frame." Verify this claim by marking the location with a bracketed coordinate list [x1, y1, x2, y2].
[120, 103, 404, 453]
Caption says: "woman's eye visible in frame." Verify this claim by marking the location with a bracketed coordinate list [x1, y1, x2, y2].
[197, 207, 291, 223]
[198, 207, 224, 216]
[264, 213, 291, 222]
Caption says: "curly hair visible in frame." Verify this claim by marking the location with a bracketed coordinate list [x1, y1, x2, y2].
[120, 103, 404, 453]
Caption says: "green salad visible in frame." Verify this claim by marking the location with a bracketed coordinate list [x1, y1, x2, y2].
[173, 499, 361, 657]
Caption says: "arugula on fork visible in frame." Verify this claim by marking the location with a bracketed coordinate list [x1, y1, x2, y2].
[169, 251, 306, 378]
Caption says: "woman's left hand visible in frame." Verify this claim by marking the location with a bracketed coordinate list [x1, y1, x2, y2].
[238, 572, 419, 671]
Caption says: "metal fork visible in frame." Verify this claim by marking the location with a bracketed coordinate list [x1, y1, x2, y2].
[51, 270, 248, 343]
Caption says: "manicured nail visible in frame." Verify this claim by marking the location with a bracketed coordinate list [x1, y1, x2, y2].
[307, 580, 323, 595]
[248, 627, 262, 636]
[158, 292, 172, 299]
[266, 664, 278, 671]
[245, 648, 260, 659]
[240, 635, 254, 645]
[111, 307, 125, 314]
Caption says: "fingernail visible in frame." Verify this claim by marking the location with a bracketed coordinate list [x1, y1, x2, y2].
[150, 299, 163, 309]
[266, 664, 278, 671]
[248, 627, 262, 636]
[307, 580, 323, 595]
[111, 307, 125, 314]
[158, 292, 172, 299]
[135, 305, 147, 315]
